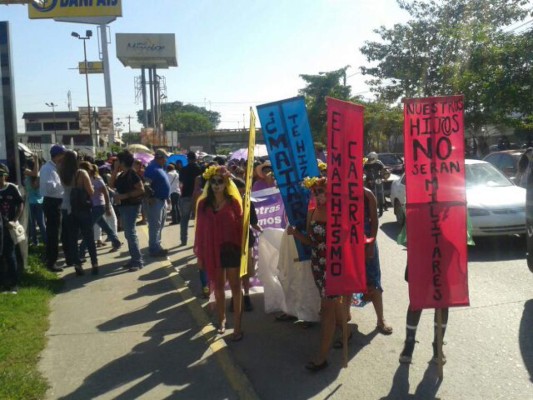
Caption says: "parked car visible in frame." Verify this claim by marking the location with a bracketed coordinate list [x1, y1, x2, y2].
[390, 159, 526, 236]
[483, 150, 525, 182]
[377, 153, 404, 175]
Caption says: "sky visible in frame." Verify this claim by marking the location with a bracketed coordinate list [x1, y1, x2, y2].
[1, 0, 412, 133]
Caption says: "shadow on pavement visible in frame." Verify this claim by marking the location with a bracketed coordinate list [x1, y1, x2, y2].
[380, 221, 402, 242]
[58, 272, 234, 400]
[177, 260, 379, 400]
[381, 363, 442, 400]
[520, 299, 533, 383]
[468, 236, 526, 262]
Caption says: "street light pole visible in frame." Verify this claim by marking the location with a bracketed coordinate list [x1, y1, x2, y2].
[72, 30, 94, 149]
[45, 102, 57, 144]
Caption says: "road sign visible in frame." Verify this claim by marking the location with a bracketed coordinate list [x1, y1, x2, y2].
[78, 61, 104, 74]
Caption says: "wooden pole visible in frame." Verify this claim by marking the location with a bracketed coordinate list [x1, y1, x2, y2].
[342, 297, 348, 368]
[436, 308, 444, 379]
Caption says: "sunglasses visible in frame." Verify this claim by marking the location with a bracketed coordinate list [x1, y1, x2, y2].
[210, 178, 225, 186]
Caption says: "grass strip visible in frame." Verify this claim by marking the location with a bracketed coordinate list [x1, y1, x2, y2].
[0, 246, 63, 400]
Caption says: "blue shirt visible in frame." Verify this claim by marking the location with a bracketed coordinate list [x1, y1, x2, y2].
[144, 161, 170, 200]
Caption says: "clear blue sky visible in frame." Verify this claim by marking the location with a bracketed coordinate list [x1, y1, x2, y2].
[1, 0, 409, 133]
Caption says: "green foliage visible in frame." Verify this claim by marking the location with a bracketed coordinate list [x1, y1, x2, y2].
[0, 246, 63, 399]
[360, 0, 532, 134]
[299, 67, 351, 140]
[137, 101, 221, 133]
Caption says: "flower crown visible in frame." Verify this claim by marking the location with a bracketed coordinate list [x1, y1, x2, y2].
[202, 165, 231, 181]
[302, 176, 327, 189]
[318, 161, 327, 171]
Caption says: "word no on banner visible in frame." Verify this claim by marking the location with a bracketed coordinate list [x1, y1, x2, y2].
[403, 95, 469, 310]
[325, 98, 366, 296]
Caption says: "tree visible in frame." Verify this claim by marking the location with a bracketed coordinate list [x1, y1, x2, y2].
[137, 101, 221, 133]
[353, 98, 403, 152]
[360, 0, 532, 136]
[299, 67, 351, 141]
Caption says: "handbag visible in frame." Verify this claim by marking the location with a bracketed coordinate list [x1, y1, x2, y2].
[9, 221, 26, 245]
[220, 242, 241, 268]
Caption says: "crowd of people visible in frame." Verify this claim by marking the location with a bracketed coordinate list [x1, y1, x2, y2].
[0, 143, 444, 372]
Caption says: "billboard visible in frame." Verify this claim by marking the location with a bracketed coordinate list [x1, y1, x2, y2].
[116, 33, 178, 68]
[97, 107, 113, 138]
[79, 61, 103, 74]
[29, 0, 122, 19]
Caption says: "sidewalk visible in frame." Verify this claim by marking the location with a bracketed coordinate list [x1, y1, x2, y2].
[39, 221, 256, 400]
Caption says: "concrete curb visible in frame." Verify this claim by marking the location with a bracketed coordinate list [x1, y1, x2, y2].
[161, 259, 261, 400]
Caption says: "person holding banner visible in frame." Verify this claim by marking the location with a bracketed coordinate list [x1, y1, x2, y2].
[288, 175, 348, 372]
[362, 182, 393, 335]
[194, 165, 244, 341]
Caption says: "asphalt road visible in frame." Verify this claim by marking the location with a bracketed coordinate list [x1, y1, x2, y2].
[179, 208, 533, 400]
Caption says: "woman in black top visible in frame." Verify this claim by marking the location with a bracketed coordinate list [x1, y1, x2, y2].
[109, 150, 145, 271]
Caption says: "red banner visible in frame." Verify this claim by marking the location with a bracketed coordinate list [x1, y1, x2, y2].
[325, 98, 366, 296]
[403, 95, 469, 310]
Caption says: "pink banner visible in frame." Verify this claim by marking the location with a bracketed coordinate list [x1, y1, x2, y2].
[403, 95, 469, 310]
[325, 98, 366, 296]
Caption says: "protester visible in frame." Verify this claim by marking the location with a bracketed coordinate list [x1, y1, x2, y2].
[0, 163, 24, 294]
[166, 163, 181, 225]
[24, 154, 46, 247]
[109, 150, 145, 272]
[133, 159, 148, 226]
[233, 177, 263, 312]
[515, 148, 533, 188]
[58, 151, 97, 276]
[399, 293, 449, 365]
[179, 151, 203, 246]
[363, 152, 389, 216]
[40, 144, 66, 272]
[252, 160, 275, 191]
[363, 183, 393, 335]
[287, 175, 348, 372]
[144, 149, 171, 257]
[194, 165, 244, 341]
[78, 162, 122, 259]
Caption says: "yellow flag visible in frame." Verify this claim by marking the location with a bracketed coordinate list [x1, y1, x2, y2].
[240, 109, 257, 277]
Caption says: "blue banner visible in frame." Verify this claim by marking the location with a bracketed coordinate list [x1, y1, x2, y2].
[257, 96, 319, 260]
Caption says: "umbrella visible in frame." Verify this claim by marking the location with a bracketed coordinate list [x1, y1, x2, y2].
[18, 142, 34, 157]
[127, 144, 153, 154]
[133, 152, 154, 165]
[229, 144, 268, 160]
[167, 154, 188, 167]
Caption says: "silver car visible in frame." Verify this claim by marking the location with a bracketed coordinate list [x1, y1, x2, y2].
[390, 159, 526, 236]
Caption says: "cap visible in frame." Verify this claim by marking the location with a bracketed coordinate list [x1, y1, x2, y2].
[367, 151, 378, 160]
[154, 149, 170, 159]
[50, 144, 66, 158]
[0, 163, 9, 176]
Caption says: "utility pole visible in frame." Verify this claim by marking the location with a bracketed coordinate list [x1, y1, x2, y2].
[45, 102, 57, 144]
[126, 115, 132, 133]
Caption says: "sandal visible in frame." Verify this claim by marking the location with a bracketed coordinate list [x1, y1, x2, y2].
[305, 360, 328, 372]
[275, 313, 297, 322]
[216, 321, 226, 335]
[231, 331, 244, 342]
[376, 322, 393, 335]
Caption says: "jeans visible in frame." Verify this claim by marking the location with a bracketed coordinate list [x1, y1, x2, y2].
[0, 229, 19, 289]
[63, 210, 98, 266]
[43, 197, 62, 268]
[120, 205, 143, 268]
[179, 196, 193, 244]
[29, 203, 46, 246]
[146, 198, 167, 254]
[79, 205, 121, 257]
[170, 192, 181, 224]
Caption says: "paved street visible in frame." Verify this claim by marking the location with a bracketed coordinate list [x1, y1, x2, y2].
[40, 210, 533, 399]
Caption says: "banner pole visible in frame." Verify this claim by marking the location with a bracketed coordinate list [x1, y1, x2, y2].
[342, 297, 348, 368]
[436, 308, 444, 379]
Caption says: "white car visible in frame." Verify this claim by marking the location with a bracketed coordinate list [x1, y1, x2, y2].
[390, 159, 526, 236]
